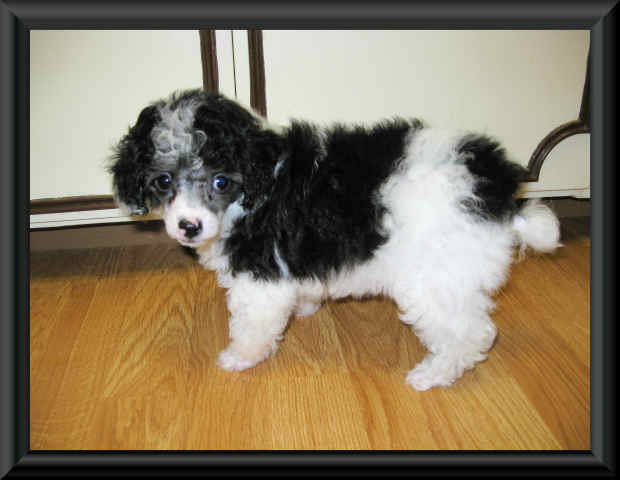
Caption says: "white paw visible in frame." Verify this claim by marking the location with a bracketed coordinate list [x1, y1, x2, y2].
[217, 348, 259, 371]
[295, 301, 321, 318]
[406, 363, 456, 391]
[405, 351, 485, 391]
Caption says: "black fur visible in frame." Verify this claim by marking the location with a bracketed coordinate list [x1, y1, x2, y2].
[110, 89, 526, 284]
[457, 134, 528, 220]
[109, 105, 162, 215]
[191, 94, 284, 212]
[224, 118, 419, 280]
[109, 90, 418, 281]
[109, 89, 282, 215]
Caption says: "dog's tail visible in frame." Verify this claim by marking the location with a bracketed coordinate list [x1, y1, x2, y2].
[512, 199, 561, 255]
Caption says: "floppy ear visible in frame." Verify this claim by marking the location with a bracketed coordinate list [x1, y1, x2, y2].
[109, 105, 161, 216]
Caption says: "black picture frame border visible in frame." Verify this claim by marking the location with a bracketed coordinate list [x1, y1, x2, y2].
[1, 0, 616, 477]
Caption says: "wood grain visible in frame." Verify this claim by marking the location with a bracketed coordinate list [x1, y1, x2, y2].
[30, 218, 590, 450]
[30, 195, 116, 214]
[199, 29, 219, 94]
[247, 29, 267, 118]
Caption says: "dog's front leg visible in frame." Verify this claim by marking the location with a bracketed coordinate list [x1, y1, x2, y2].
[217, 274, 296, 371]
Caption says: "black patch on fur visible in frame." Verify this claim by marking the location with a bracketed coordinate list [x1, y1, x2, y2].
[110, 89, 280, 215]
[109, 105, 162, 214]
[224, 118, 419, 280]
[191, 92, 284, 211]
[457, 134, 528, 220]
[110, 89, 420, 281]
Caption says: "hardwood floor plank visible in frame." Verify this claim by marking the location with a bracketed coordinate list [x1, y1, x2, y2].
[29, 218, 590, 450]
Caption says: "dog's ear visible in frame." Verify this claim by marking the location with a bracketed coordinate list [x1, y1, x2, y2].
[193, 97, 285, 209]
[109, 105, 161, 216]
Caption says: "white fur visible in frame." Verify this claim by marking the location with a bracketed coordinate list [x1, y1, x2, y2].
[273, 243, 291, 278]
[220, 196, 247, 236]
[513, 199, 562, 255]
[217, 274, 297, 371]
[163, 191, 220, 246]
[273, 157, 285, 178]
[193, 128, 560, 390]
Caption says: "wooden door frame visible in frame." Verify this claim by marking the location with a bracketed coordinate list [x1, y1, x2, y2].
[199, 29, 219, 94]
[247, 29, 267, 118]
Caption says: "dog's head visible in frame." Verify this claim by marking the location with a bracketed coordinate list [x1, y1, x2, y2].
[109, 89, 282, 247]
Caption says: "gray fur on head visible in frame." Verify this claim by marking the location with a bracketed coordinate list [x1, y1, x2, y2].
[151, 100, 207, 170]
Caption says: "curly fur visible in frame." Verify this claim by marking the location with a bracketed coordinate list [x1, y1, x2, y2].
[109, 89, 560, 390]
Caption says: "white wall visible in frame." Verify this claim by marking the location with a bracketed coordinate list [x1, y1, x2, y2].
[30, 30, 204, 200]
[261, 30, 590, 197]
[30, 30, 590, 228]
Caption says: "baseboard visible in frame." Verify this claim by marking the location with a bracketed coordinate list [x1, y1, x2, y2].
[547, 198, 591, 218]
[29, 199, 590, 252]
[29, 221, 174, 251]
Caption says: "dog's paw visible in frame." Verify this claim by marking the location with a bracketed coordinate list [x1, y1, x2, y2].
[295, 301, 321, 318]
[217, 348, 259, 371]
[405, 355, 462, 391]
[406, 364, 456, 391]
[406, 350, 486, 391]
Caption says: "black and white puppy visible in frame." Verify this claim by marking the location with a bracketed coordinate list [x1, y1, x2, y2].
[110, 89, 560, 390]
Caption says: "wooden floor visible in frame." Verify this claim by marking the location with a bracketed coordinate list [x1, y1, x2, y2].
[29, 218, 590, 451]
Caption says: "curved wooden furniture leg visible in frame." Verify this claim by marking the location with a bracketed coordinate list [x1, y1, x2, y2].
[526, 49, 590, 182]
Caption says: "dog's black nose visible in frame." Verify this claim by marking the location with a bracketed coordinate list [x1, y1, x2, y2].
[179, 219, 202, 239]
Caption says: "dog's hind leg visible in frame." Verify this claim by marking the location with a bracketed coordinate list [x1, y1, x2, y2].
[217, 274, 297, 371]
[396, 289, 498, 391]
[292, 281, 326, 318]
[294, 300, 322, 318]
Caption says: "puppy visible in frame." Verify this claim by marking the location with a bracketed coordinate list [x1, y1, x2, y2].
[110, 89, 560, 390]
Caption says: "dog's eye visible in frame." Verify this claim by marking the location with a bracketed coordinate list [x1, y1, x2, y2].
[154, 173, 173, 191]
[213, 174, 229, 192]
